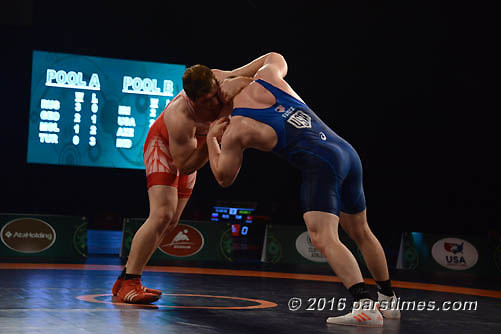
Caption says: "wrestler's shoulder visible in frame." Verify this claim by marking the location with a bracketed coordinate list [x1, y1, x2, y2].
[164, 100, 195, 128]
[165, 97, 190, 118]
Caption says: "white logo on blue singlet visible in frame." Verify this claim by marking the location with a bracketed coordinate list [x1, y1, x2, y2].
[282, 106, 295, 118]
[287, 110, 312, 129]
[320, 132, 326, 140]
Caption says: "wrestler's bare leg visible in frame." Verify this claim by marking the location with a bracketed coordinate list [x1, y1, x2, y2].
[303, 211, 363, 288]
[126, 185, 178, 275]
[141, 195, 190, 267]
[339, 209, 400, 319]
[303, 211, 384, 326]
[339, 209, 389, 282]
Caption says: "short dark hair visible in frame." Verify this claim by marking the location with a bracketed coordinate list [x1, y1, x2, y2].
[182, 64, 217, 101]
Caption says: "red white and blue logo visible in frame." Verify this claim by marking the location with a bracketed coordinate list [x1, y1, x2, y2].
[432, 238, 478, 270]
[444, 242, 463, 254]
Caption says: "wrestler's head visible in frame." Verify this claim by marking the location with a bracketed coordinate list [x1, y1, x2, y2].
[183, 64, 222, 122]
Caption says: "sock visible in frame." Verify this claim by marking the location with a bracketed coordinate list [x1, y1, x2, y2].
[376, 279, 394, 297]
[348, 282, 372, 301]
[124, 273, 141, 280]
[118, 267, 126, 279]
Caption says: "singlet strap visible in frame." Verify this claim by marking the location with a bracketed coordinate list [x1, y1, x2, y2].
[255, 79, 283, 98]
[254, 79, 306, 107]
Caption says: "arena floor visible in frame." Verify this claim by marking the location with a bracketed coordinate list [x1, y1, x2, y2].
[0, 261, 500, 333]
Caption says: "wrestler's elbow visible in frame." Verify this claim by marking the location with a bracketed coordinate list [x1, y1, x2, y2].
[267, 52, 285, 62]
[216, 172, 235, 188]
[176, 159, 196, 175]
[180, 167, 196, 175]
[222, 181, 235, 188]
[218, 177, 234, 188]
[266, 52, 287, 76]
[180, 159, 208, 175]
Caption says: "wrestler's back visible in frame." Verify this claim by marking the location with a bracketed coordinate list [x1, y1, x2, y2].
[229, 70, 301, 151]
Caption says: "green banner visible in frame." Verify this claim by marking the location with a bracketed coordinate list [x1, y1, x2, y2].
[0, 213, 87, 261]
[120, 219, 233, 263]
[261, 224, 369, 274]
[396, 232, 501, 276]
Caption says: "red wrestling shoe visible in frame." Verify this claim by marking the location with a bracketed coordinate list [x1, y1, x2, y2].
[116, 278, 161, 304]
[112, 277, 123, 296]
[112, 277, 162, 296]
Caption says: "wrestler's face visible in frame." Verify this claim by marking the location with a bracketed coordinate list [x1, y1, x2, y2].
[193, 80, 222, 122]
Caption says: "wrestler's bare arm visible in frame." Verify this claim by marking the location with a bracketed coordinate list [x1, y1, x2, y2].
[206, 53, 289, 184]
[207, 119, 243, 188]
[250, 53, 304, 103]
[166, 110, 208, 175]
[218, 76, 254, 118]
[212, 52, 286, 80]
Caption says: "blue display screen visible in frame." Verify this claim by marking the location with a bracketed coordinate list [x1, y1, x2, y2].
[210, 207, 255, 224]
[27, 50, 185, 169]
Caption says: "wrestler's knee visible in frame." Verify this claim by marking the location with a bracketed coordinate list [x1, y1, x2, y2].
[352, 228, 373, 245]
[149, 206, 175, 234]
[160, 218, 180, 238]
[344, 221, 372, 245]
[304, 220, 338, 254]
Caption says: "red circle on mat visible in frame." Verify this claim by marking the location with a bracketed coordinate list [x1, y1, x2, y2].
[77, 293, 278, 310]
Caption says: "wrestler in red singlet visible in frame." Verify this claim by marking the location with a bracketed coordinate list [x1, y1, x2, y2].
[112, 63, 254, 305]
[143, 90, 209, 198]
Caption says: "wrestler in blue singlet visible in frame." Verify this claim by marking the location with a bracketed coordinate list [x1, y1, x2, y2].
[232, 79, 366, 216]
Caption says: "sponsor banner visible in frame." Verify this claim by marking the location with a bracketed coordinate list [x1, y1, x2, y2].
[120, 219, 233, 263]
[0, 213, 87, 261]
[396, 232, 501, 276]
[158, 224, 205, 257]
[262, 225, 369, 274]
[1, 218, 56, 253]
[431, 238, 479, 270]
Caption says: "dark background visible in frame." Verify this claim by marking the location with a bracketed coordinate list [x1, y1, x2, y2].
[0, 1, 498, 236]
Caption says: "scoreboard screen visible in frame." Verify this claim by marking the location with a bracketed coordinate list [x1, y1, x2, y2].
[211, 207, 255, 224]
[27, 50, 185, 169]
[210, 205, 256, 237]
[210, 201, 265, 262]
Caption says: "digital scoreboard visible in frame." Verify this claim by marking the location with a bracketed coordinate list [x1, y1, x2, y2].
[211, 206, 256, 237]
[27, 50, 185, 169]
[210, 202, 265, 262]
